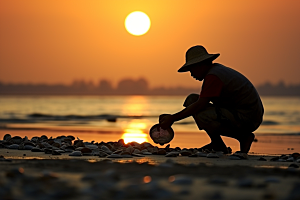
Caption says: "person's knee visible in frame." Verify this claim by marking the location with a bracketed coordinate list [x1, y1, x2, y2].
[183, 93, 199, 107]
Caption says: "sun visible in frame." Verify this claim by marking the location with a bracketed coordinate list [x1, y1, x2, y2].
[125, 11, 151, 36]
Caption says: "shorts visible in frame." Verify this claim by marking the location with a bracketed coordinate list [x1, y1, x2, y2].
[183, 94, 251, 133]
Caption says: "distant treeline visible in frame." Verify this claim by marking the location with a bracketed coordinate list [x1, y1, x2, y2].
[0, 79, 299, 96]
[0, 78, 199, 95]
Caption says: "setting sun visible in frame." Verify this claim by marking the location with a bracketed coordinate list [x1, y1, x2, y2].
[125, 11, 151, 36]
[121, 122, 148, 144]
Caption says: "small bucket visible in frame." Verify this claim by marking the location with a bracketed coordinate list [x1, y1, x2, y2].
[149, 124, 174, 146]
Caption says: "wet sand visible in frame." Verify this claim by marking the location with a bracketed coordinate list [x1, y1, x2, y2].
[1, 150, 300, 200]
[1, 130, 300, 200]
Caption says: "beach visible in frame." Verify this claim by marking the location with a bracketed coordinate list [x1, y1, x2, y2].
[1, 96, 300, 199]
[1, 130, 300, 200]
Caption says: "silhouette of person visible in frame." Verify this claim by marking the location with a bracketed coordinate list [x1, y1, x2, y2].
[159, 45, 264, 155]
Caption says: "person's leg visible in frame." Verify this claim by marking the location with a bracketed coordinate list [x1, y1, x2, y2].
[183, 94, 254, 153]
[183, 94, 228, 152]
[219, 129, 254, 153]
[206, 108, 255, 153]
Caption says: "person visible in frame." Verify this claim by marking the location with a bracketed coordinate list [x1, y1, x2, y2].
[159, 45, 264, 155]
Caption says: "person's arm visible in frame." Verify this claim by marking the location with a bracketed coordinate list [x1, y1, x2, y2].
[159, 97, 210, 129]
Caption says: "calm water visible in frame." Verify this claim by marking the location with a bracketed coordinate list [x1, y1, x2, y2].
[1, 95, 300, 136]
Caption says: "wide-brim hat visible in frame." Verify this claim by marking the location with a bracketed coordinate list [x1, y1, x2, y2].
[178, 45, 220, 72]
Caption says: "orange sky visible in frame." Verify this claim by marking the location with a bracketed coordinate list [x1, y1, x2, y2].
[0, 0, 300, 88]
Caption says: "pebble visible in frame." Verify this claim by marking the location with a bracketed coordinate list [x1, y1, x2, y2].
[74, 140, 85, 148]
[141, 149, 148, 153]
[52, 142, 61, 148]
[297, 159, 300, 163]
[40, 135, 48, 140]
[196, 152, 208, 157]
[291, 152, 300, 159]
[107, 154, 122, 158]
[215, 151, 224, 157]
[81, 147, 92, 154]
[206, 153, 219, 158]
[229, 156, 241, 160]
[31, 147, 43, 152]
[132, 153, 145, 157]
[287, 157, 294, 162]
[30, 136, 39, 143]
[112, 149, 122, 154]
[101, 145, 112, 154]
[157, 149, 166, 155]
[99, 151, 109, 157]
[142, 152, 152, 155]
[8, 144, 19, 149]
[85, 144, 98, 150]
[180, 150, 192, 156]
[121, 154, 133, 158]
[3, 134, 11, 141]
[67, 135, 75, 140]
[23, 145, 33, 150]
[69, 151, 82, 156]
[170, 175, 193, 185]
[65, 146, 75, 150]
[9, 136, 23, 144]
[289, 164, 299, 168]
[133, 149, 141, 154]
[270, 157, 280, 161]
[258, 157, 267, 161]
[165, 152, 179, 157]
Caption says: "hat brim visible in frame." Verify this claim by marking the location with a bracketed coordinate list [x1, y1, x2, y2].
[178, 53, 220, 73]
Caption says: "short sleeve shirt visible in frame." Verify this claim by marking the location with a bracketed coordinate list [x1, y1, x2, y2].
[200, 74, 223, 98]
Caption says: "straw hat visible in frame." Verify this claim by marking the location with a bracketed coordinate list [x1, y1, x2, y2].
[178, 45, 220, 72]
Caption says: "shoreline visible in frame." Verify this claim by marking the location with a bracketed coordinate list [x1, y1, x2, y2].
[1, 128, 300, 155]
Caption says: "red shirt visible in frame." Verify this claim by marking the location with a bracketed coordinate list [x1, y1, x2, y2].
[200, 74, 223, 98]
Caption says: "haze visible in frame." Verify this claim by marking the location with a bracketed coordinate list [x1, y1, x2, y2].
[0, 0, 299, 88]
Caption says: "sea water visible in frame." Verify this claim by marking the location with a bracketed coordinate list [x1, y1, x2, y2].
[1, 95, 300, 135]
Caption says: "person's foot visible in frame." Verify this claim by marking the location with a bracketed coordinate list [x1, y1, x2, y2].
[239, 132, 255, 153]
[198, 143, 214, 152]
[198, 143, 231, 154]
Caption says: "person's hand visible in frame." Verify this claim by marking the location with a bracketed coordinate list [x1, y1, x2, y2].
[159, 114, 170, 123]
[159, 114, 174, 129]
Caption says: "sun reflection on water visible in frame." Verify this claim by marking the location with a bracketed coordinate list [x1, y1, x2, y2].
[121, 122, 148, 144]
